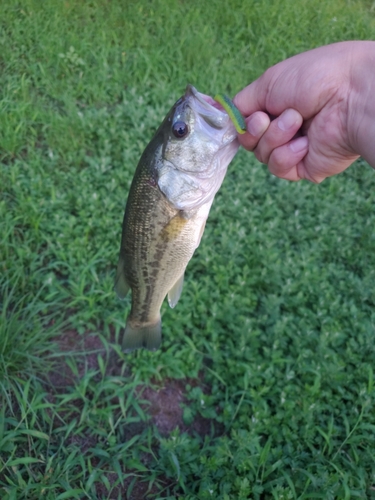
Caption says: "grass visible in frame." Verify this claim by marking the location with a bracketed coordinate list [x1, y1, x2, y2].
[1, 0, 375, 498]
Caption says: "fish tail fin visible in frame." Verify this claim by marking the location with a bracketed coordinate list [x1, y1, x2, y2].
[123, 317, 162, 352]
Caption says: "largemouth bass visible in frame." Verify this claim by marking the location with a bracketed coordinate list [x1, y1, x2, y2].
[115, 85, 240, 351]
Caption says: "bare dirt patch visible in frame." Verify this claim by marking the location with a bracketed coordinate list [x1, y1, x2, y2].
[44, 329, 222, 498]
[140, 378, 220, 437]
[47, 329, 220, 438]
[47, 329, 118, 389]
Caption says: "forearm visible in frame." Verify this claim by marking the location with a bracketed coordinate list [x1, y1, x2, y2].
[347, 41, 375, 168]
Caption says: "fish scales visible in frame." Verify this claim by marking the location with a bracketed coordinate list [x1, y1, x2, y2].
[120, 150, 199, 315]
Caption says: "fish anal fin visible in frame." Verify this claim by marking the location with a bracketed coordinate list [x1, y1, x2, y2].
[168, 273, 184, 309]
[123, 317, 162, 352]
[114, 258, 130, 299]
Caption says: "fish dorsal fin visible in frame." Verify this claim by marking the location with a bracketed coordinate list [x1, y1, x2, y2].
[167, 273, 185, 309]
[114, 257, 130, 299]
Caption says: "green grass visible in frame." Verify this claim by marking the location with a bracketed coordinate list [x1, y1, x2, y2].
[1, 0, 375, 498]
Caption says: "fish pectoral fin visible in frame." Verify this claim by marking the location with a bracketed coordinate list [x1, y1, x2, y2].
[167, 273, 185, 309]
[123, 318, 162, 352]
[114, 257, 130, 299]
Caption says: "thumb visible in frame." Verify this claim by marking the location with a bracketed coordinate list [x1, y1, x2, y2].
[233, 76, 268, 117]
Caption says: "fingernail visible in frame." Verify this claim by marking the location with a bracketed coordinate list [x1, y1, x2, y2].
[278, 109, 300, 131]
[247, 114, 268, 137]
[290, 136, 308, 153]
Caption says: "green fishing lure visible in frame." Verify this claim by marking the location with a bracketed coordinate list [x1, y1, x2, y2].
[214, 94, 246, 134]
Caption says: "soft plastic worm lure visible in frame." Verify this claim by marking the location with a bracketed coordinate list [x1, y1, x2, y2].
[214, 93, 246, 134]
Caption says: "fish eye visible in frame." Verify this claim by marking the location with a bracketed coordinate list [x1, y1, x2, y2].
[172, 121, 189, 139]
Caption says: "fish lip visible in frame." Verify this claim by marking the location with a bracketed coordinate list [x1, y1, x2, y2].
[185, 84, 226, 115]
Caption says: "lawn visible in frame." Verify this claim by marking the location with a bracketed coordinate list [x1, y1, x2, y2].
[1, 0, 375, 498]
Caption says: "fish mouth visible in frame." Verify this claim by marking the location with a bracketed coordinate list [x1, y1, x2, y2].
[185, 84, 224, 111]
[185, 84, 231, 130]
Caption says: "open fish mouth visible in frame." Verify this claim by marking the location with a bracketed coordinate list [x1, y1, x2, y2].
[185, 84, 223, 109]
[184, 84, 232, 131]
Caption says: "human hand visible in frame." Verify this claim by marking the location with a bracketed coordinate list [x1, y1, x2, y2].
[234, 41, 375, 183]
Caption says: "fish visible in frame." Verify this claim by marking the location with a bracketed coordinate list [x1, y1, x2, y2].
[115, 84, 240, 351]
